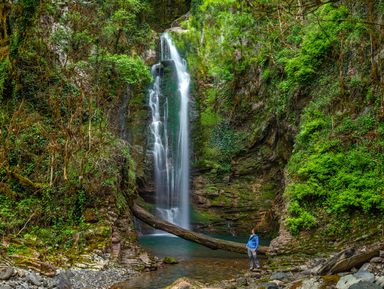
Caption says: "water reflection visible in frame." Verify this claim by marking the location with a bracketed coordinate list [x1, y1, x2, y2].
[114, 235, 254, 289]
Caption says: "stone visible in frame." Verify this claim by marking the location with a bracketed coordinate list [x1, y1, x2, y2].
[310, 264, 323, 274]
[56, 272, 72, 289]
[144, 49, 157, 65]
[0, 267, 14, 280]
[354, 271, 375, 283]
[348, 281, 382, 289]
[270, 280, 284, 287]
[359, 263, 371, 272]
[46, 278, 58, 289]
[270, 271, 292, 281]
[266, 282, 279, 289]
[139, 253, 151, 265]
[165, 27, 188, 34]
[17, 282, 30, 289]
[236, 277, 248, 286]
[27, 272, 42, 286]
[0, 285, 12, 289]
[164, 277, 204, 289]
[300, 278, 321, 289]
[336, 275, 359, 289]
[370, 257, 383, 263]
[163, 256, 179, 264]
[379, 251, 384, 258]
[375, 276, 384, 287]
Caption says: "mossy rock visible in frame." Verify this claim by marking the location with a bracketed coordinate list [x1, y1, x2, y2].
[163, 256, 178, 264]
[321, 275, 340, 287]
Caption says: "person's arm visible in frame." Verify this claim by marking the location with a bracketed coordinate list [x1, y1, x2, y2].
[246, 235, 251, 248]
[255, 235, 259, 249]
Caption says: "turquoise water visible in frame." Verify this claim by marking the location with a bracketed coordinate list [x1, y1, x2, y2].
[115, 235, 267, 289]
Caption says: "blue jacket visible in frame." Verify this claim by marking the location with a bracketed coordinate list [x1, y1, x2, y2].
[246, 234, 259, 250]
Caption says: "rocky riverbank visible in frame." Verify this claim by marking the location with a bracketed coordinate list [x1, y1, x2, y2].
[165, 246, 384, 289]
[0, 250, 160, 289]
[2, 243, 384, 289]
[0, 267, 138, 289]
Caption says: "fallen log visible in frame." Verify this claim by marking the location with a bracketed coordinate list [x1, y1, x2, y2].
[132, 203, 269, 255]
[316, 242, 384, 275]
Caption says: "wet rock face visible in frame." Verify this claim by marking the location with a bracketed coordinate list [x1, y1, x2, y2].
[191, 166, 281, 236]
[148, 0, 190, 30]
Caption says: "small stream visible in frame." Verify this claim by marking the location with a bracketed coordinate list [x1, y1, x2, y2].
[115, 235, 267, 289]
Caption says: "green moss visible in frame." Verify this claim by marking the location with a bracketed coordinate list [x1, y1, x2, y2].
[163, 256, 178, 264]
[191, 209, 220, 223]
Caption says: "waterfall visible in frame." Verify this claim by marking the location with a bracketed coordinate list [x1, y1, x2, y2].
[148, 33, 191, 230]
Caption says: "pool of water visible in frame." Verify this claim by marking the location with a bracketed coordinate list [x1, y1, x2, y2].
[114, 234, 267, 289]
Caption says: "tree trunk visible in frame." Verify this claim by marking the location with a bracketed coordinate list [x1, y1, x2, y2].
[316, 242, 384, 275]
[132, 203, 269, 255]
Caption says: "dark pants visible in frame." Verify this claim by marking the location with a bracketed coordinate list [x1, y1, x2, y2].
[247, 247, 260, 269]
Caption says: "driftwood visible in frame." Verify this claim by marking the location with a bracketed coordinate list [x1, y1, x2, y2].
[132, 203, 269, 255]
[317, 242, 384, 275]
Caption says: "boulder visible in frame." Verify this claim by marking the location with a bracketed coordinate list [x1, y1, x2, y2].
[354, 271, 375, 283]
[56, 272, 72, 289]
[375, 276, 384, 287]
[299, 278, 321, 289]
[370, 257, 383, 263]
[270, 271, 293, 281]
[348, 281, 381, 289]
[27, 272, 42, 286]
[359, 263, 371, 272]
[336, 275, 359, 289]
[163, 256, 179, 264]
[0, 267, 14, 280]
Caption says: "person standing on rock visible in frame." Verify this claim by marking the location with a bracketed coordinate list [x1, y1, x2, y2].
[246, 228, 260, 271]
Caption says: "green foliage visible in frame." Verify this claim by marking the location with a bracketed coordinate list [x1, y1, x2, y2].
[286, 201, 317, 236]
[286, 102, 384, 233]
[279, 4, 352, 86]
[211, 121, 242, 157]
[0, 0, 152, 259]
[106, 54, 151, 85]
[200, 108, 221, 127]
[0, 59, 10, 101]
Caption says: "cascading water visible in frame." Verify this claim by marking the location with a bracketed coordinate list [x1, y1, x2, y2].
[148, 33, 190, 230]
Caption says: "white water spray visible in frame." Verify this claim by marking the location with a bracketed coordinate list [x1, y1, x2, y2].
[149, 33, 190, 230]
